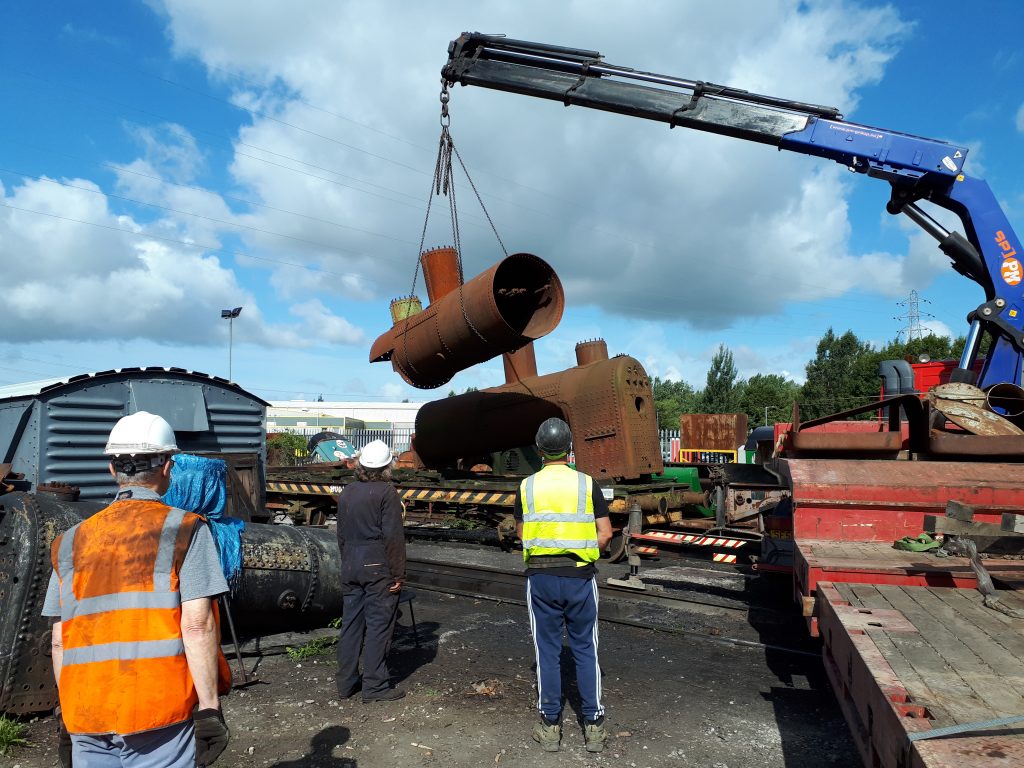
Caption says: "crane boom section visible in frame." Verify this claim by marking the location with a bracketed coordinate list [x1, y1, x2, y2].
[444, 34, 967, 187]
[443, 32, 1024, 387]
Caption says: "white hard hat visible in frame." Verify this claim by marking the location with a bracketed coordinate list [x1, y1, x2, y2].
[104, 411, 179, 456]
[357, 439, 394, 469]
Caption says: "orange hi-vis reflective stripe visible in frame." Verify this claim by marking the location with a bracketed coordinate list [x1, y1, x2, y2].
[51, 497, 204, 735]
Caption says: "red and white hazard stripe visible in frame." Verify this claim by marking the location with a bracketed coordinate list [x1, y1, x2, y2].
[712, 553, 738, 563]
[632, 531, 747, 549]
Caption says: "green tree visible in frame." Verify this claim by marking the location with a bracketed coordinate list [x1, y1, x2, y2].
[739, 374, 801, 426]
[700, 344, 741, 413]
[800, 329, 878, 420]
[267, 432, 309, 465]
[652, 376, 699, 429]
[876, 333, 959, 364]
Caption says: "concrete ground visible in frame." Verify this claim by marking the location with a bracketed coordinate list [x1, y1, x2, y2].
[13, 575, 858, 768]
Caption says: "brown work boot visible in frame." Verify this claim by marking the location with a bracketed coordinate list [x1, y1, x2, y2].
[532, 717, 561, 752]
[584, 716, 608, 753]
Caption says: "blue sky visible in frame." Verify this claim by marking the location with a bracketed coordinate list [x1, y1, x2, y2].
[1, 1, 1022, 406]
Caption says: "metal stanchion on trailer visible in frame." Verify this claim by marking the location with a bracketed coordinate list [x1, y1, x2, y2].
[607, 503, 647, 590]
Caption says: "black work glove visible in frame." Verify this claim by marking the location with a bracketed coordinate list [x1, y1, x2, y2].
[194, 707, 230, 766]
[55, 705, 73, 768]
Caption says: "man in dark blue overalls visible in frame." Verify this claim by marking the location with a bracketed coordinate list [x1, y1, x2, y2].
[335, 439, 407, 702]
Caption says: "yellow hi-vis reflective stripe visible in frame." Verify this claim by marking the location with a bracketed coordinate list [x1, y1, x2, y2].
[520, 466, 599, 564]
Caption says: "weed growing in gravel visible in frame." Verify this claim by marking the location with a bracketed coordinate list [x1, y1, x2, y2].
[0, 715, 28, 755]
[286, 635, 337, 661]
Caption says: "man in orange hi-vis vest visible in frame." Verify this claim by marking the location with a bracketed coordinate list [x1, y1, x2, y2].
[41, 412, 231, 767]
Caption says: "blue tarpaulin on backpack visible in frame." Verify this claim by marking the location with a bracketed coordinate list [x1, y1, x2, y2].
[163, 454, 245, 590]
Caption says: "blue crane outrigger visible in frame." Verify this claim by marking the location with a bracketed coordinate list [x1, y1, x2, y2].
[442, 33, 1024, 388]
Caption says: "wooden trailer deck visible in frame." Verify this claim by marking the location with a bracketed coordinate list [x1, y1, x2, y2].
[818, 581, 1024, 768]
[795, 539, 1024, 634]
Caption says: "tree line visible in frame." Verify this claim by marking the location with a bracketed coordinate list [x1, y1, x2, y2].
[654, 329, 966, 429]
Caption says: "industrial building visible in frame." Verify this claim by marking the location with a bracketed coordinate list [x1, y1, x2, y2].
[266, 400, 424, 433]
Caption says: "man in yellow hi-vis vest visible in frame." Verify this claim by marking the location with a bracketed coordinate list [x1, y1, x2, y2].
[514, 418, 613, 753]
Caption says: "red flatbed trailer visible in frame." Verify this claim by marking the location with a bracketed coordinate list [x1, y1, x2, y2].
[773, 456, 1024, 766]
[819, 581, 1024, 768]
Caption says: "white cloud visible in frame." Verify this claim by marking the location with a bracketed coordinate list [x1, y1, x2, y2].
[143, 0, 918, 335]
[125, 123, 206, 183]
[2, 176, 363, 348]
[922, 319, 954, 339]
[11, 0, 938, 393]
[287, 299, 364, 345]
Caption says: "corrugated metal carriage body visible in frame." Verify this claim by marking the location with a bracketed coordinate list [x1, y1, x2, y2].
[0, 368, 268, 516]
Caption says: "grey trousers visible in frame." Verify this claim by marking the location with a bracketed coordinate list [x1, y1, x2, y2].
[71, 719, 195, 767]
[336, 576, 399, 696]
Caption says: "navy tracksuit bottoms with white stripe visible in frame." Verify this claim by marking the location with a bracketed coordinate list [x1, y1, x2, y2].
[527, 572, 604, 722]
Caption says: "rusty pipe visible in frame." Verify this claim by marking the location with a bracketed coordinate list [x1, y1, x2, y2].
[503, 344, 539, 384]
[575, 339, 609, 366]
[985, 383, 1024, 418]
[370, 253, 564, 388]
[608, 494, 668, 516]
[420, 246, 462, 303]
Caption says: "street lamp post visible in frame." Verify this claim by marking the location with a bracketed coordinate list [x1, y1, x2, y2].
[764, 405, 778, 426]
[221, 306, 243, 380]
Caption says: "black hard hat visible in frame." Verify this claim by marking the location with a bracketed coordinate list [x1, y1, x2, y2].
[535, 417, 572, 456]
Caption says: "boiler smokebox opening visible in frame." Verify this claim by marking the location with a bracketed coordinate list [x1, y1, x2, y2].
[493, 253, 564, 338]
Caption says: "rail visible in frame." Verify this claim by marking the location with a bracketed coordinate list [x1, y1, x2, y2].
[404, 556, 817, 657]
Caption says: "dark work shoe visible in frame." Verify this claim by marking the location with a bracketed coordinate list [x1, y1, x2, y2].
[336, 677, 361, 699]
[533, 717, 561, 752]
[583, 717, 607, 753]
[362, 687, 406, 702]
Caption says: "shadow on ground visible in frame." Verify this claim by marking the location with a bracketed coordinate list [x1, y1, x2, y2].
[267, 725, 356, 767]
[745, 571, 859, 767]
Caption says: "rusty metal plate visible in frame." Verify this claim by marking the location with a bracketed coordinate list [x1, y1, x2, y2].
[928, 431, 1024, 457]
[679, 414, 747, 452]
[931, 382, 987, 407]
[789, 431, 903, 453]
[934, 400, 1024, 437]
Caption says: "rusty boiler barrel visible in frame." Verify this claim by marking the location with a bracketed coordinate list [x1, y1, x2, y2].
[369, 253, 564, 388]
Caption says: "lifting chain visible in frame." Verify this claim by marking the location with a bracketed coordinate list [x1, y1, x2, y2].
[400, 80, 512, 388]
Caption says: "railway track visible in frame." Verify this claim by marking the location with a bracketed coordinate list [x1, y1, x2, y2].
[405, 556, 818, 657]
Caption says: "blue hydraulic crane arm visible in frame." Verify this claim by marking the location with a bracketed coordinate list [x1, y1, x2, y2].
[443, 33, 1024, 387]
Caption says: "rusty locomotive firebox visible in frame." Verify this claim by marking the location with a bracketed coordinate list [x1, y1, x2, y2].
[412, 340, 663, 481]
